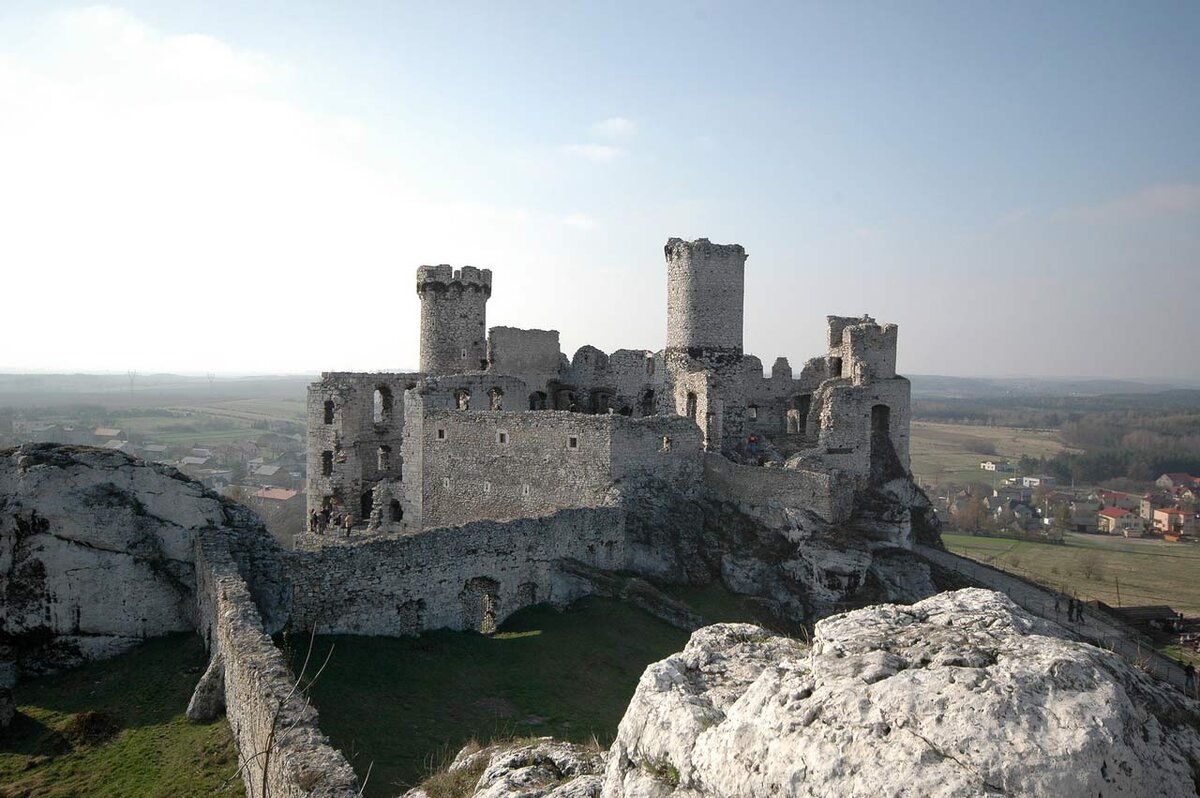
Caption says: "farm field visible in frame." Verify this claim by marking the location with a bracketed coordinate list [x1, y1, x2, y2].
[910, 421, 1079, 486]
[0, 634, 243, 797]
[942, 532, 1200, 616]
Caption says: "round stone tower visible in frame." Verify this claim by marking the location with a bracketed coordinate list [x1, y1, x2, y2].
[416, 265, 492, 375]
[664, 237, 748, 366]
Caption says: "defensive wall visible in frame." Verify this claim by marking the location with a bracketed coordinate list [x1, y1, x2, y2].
[402, 402, 702, 530]
[287, 508, 625, 636]
[701, 454, 855, 525]
[194, 532, 359, 797]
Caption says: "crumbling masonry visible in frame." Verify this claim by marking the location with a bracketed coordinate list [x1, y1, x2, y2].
[305, 238, 911, 537]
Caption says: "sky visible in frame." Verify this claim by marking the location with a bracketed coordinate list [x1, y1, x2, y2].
[0, 2, 1197, 378]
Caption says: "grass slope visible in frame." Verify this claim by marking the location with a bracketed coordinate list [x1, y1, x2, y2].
[943, 532, 1200, 615]
[0, 634, 242, 798]
[287, 596, 703, 798]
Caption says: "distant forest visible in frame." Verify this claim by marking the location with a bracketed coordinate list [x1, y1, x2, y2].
[915, 391, 1200, 485]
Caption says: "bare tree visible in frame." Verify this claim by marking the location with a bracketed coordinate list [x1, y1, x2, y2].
[1078, 549, 1105, 581]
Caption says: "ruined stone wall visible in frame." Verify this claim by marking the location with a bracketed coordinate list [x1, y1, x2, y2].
[195, 532, 358, 797]
[306, 372, 419, 519]
[845, 322, 898, 385]
[417, 265, 491, 375]
[812, 377, 911, 477]
[607, 349, 666, 416]
[287, 508, 625, 635]
[486, 327, 562, 403]
[404, 407, 701, 530]
[665, 238, 747, 360]
[701, 453, 854, 524]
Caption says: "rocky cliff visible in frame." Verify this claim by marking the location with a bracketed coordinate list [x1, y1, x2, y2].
[0, 444, 286, 679]
[446, 589, 1200, 798]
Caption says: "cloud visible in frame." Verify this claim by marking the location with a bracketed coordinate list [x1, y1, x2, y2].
[1054, 184, 1200, 223]
[562, 213, 599, 230]
[564, 143, 625, 162]
[0, 5, 545, 373]
[591, 116, 636, 138]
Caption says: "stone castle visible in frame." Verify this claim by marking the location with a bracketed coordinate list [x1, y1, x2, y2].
[306, 237, 911, 535]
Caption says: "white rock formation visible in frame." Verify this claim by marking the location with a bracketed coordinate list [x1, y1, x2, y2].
[0, 444, 272, 676]
[599, 588, 1200, 798]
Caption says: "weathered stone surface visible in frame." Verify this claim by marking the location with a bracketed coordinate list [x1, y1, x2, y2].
[0, 444, 286, 676]
[603, 589, 1200, 798]
[415, 739, 607, 798]
[185, 652, 225, 722]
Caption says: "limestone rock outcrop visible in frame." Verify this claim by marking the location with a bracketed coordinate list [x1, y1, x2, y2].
[408, 739, 607, 798]
[603, 588, 1200, 798]
[0, 444, 284, 676]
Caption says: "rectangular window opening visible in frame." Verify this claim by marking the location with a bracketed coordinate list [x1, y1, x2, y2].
[568, 436, 579, 449]
[437, 428, 446, 440]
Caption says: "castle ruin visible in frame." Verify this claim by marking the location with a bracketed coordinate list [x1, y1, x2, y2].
[305, 237, 911, 535]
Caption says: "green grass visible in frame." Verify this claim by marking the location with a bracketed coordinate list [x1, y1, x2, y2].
[910, 421, 1077, 486]
[942, 532, 1200, 615]
[0, 634, 243, 798]
[285, 596, 707, 798]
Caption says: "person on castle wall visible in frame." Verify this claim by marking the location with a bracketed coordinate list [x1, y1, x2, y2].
[343, 513, 354, 537]
[309, 510, 319, 534]
[747, 434, 760, 464]
[1067, 597, 1076, 623]
[319, 505, 332, 532]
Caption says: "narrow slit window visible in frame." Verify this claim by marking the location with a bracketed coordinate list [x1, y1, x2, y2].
[568, 436, 578, 449]
[497, 431, 509, 445]
[437, 428, 446, 440]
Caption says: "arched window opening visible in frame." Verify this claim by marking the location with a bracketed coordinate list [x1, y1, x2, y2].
[645, 356, 655, 375]
[455, 389, 471, 410]
[590, 391, 611, 414]
[831, 357, 843, 378]
[789, 394, 812, 436]
[389, 499, 403, 522]
[640, 389, 656, 417]
[374, 387, 393, 424]
[488, 387, 504, 410]
[685, 392, 698, 421]
[323, 399, 335, 424]
[360, 490, 373, 522]
[378, 445, 391, 471]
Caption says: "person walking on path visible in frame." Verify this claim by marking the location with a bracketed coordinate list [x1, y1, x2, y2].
[1068, 597, 1077, 623]
[343, 513, 354, 538]
[1054, 594, 1061, 618]
[1077, 602, 1085, 625]
[1185, 663, 1196, 696]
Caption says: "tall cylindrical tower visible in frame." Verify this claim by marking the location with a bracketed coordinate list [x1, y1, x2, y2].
[664, 237, 747, 364]
[416, 264, 492, 374]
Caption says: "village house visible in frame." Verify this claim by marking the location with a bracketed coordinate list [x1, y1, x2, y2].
[980, 460, 1012, 472]
[1098, 506, 1136, 534]
[1156, 473, 1200, 490]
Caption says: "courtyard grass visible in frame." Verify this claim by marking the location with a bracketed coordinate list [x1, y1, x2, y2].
[287, 596, 717, 797]
[0, 634, 242, 798]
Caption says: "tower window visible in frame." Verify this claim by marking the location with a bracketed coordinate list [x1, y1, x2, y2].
[483, 481, 491, 494]
[522, 484, 531, 496]
[437, 428, 446, 440]
[323, 399, 335, 424]
[321, 450, 333, 476]
[497, 431, 509, 445]
[374, 387, 393, 424]
[568, 436, 578, 449]
[378, 445, 391, 471]
[748, 405, 758, 421]
[443, 477, 451, 489]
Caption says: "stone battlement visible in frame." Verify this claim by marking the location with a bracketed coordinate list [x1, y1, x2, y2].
[416, 264, 493, 294]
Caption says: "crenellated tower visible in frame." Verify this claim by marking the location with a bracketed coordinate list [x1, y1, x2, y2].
[664, 237, 748, 367]
[416, 265, 492, 374]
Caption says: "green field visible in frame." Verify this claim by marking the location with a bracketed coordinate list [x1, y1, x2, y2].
[910, 421, 1077, 486]
[942, 532, 1200, 615]
[287, 593, 762, 797]
[0, 634, 243, 798]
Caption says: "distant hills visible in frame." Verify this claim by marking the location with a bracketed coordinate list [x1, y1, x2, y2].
[909, 375, 1200, 400]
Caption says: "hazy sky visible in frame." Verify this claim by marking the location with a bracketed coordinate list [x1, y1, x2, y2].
[1, 2, 1197, 378]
